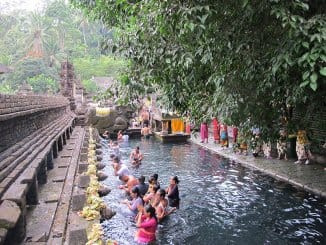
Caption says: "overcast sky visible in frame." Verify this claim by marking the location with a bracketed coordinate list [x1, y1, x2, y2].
[0, 0, 48, 13]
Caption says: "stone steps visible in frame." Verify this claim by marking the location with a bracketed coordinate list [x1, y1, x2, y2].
[24, 127, 84, 244]
[0, 113, 75, 244]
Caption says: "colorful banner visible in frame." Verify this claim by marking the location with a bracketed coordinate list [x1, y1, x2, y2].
[171, 119, 184, 134]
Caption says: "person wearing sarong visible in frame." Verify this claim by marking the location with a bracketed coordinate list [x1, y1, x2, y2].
[212, 118, 220, 144]
[135, 205, 158, 244]
[295, 130, 310, 164]
[232, 126, 238, 143]
[200, 121, 208, 143]
[220, 124, 228, 148]
[185, 118, 191, 134]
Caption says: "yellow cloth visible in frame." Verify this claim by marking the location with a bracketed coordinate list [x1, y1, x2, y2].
[171, 119, 184, 133]
[96, 107, 111, 117]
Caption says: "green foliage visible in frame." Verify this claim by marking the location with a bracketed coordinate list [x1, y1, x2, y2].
[67, 0, 326, 140]
[27, 74, 59, 94]
[0, 0, 117, 95]
[0, 83, 14, 94]
[82, 79, 98, 93]
[73, 55, 127, 80]
[6, 58, 59, 91]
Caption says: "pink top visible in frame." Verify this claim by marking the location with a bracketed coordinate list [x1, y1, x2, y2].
[136, 216, 157, 243]
[200, 123, 208, 140]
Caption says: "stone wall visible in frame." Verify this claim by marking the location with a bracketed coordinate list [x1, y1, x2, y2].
[0, 93, 70, 153]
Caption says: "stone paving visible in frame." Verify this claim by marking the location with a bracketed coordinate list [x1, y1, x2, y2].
[190, 133, 326, 199]
[24, 126, 85, 244]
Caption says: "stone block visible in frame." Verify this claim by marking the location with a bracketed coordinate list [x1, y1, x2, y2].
[96, 171, 108, 181]
[20, 167, 37, 184]
[78, 162, 88, 174]
[67, 212, 88, 245]
[98, 185, 111, 197]
[78, 175, 90, 188]
[80, 153, 87, 162]
[96, 155, 103, 162]
[100, 206, 116, 220]
[81, 147, 88, 154]
[96, 162, 105, 170]
[0, 228, 8, 245]
[2, 183, 28, 206]
[72, 191, 86, 211]
[0, 200, 21, 229]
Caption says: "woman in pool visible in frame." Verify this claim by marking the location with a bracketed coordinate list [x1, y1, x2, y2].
[121, 186, 143, 217]
[166, 176, 180, 209]
[155, 189, 176, 222]
[143, 184, 159, 205]
[135, 205, 158, 244]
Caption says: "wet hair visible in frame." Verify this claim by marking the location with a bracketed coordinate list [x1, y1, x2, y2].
[136, 146, 140, 150]
[113, 156, 120, 163]
[109, 154, 115, 159]
[144, 204, 157, 221]
[149, 176, 156, 184]
[131, 186, 140, 196]
[138, 175, 145, 184]
[158, 189, 166, 198]
[152, 174, 158, 181]
[152, 184, 159, 193]
[172, 176, 179, 184]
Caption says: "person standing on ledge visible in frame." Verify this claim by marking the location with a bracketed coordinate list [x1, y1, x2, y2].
[200, 121, 208, 143]
[212, 117, 220, 144]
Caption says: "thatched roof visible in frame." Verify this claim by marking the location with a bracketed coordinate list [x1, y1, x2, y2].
[0, 64, 12, 74]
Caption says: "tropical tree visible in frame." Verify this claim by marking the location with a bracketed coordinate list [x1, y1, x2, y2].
[0, 0, 119, 94]
[71, 0, 326, 141]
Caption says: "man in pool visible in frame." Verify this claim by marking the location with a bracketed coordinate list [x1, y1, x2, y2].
[141, 124, 151, 138]
[112, 156, 130, 179]
[119, 174, 139, 194]
[130, 146, 144, 166]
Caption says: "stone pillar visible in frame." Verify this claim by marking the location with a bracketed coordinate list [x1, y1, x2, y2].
[58, 136, 63, 151]
[47, 149, 54, 170]
[5, 198, 27, 244]
[66, 128, 70, 139]
[53, 142, 58, 159]
[37, 159, 47, 184]
[62, 132, 67, 145]
[9, 208, 26, 244]
[26, 177, 39, 205]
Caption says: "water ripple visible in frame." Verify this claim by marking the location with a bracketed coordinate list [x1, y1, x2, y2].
[100, 138, 326, 245]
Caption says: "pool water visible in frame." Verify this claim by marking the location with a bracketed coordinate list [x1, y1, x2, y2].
[101, 138, 325, 245]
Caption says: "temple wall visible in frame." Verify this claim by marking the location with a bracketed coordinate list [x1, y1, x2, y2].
[0, 93, 70, 153]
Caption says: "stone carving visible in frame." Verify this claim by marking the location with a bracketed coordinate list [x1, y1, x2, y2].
[86, 106, 132, 134]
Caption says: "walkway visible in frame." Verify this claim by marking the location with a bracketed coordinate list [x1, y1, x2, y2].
[24, 126, 85, 244]
[190, 133, 326, 199]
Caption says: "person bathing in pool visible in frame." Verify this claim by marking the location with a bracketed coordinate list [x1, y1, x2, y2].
[129, 146, 143, 166]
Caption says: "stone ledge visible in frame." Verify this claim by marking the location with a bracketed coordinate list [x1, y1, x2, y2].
[0, 200, 21, 229]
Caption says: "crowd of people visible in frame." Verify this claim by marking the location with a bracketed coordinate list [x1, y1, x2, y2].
[104, 133, 180, 244]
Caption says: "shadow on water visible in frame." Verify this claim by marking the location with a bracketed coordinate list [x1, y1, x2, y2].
[100, 138, 326, 245]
